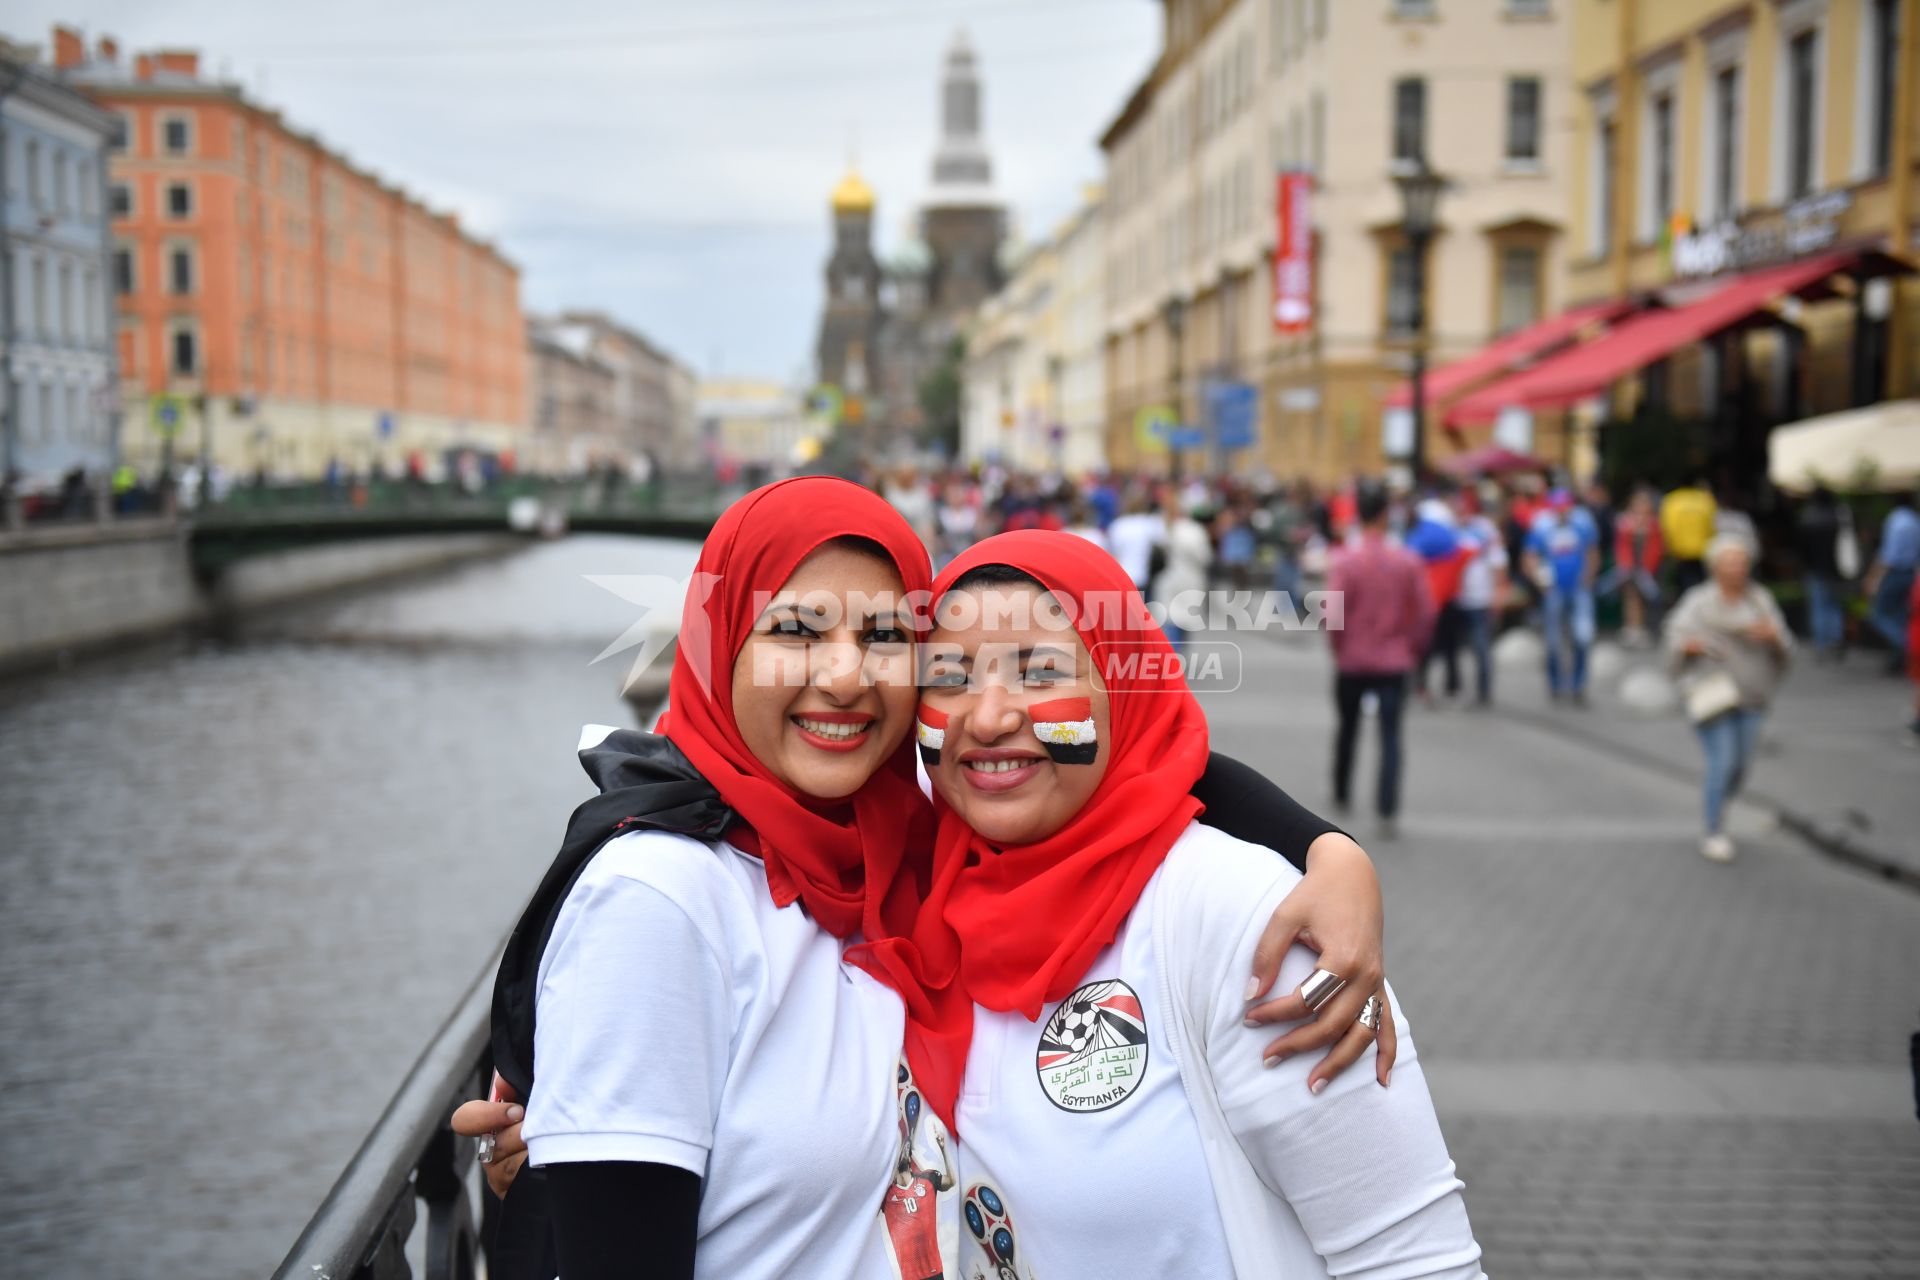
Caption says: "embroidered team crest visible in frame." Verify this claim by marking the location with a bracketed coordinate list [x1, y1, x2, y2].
[1029, 697, 1096, 765]
[1035, 979, 1148, 1112]
[916, 704, 948, 768]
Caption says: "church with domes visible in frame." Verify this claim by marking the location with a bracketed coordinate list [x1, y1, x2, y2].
[814, 30, 1006, 451]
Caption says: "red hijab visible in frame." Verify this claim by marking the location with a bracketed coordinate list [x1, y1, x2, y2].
[656, 475, 933, 954]
[901, 530, 1212, 1130]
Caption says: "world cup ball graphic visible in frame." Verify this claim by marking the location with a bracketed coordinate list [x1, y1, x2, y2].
[963, 1182, 1019, 1274]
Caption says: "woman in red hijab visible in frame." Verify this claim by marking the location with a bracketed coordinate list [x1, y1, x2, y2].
[456, 481, 1397, 1280]
[910, 531, 1483, 1280]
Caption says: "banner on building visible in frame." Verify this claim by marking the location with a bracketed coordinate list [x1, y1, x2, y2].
[1272, 172, 1313, 334]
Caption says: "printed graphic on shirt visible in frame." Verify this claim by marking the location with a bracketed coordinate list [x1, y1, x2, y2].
[916, 704, 949, 768]
[962, 1181, 1035, 1280]
[1034, 979, 1148, 1112]
[880, 1058, 958, 1280]
[1028, 697, 1097, 765]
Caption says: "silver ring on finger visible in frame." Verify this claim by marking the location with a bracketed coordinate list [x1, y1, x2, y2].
[477, 1131, 498, 1166]
[1356, 995, 1384, 1035]
[1297, 968, 1347, 1012]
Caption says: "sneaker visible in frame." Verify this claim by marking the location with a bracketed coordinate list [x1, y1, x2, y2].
[1700, 833, 1736, 863]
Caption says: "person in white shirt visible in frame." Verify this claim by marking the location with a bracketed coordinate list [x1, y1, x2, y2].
[452, 481, 1413, 1279]
[1451, 486, 1510, 707]
[1104, 493, 1167, 591]
[908, 531, 1484, 1280]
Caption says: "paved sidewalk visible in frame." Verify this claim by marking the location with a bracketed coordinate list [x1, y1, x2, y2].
[1487, 633, 1919, 882]
[1212, 630, 1920, 1279]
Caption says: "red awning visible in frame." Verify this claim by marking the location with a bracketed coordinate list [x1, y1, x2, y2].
[1446, 251, 1860, 425]
[1386, 298, 1638, 408]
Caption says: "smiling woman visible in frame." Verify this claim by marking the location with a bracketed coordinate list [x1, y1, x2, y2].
[730, 537, 919, 798]
[909, 531, 1484, 1279]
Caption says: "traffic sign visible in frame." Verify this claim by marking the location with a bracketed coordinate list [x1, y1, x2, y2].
[150, 393, 184, 439]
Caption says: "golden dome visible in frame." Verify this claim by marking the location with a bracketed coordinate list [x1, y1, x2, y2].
[831, 170, 875, 213]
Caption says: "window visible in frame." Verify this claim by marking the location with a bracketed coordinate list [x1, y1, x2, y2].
[1385, 244, 1419, 336]
[162, 112, 194, 156]
[58, 263, 73, 339]
[1649, 91, 1675, 233]
[31, 256, 47, 334]
[114, 245, 135, 295]
[109, 110, 131, 153]
[78, 161, 94, 216]
[1786, 29, 1818, 198]
[54, 152, 70, 214]
[1506, 0, 1549, 14]
[1591, 109, 1617, 256]
[1506, 77, 1542, 163]
[168, 243, 195, 294]
[84, 268, 99, 340]
[1311, 91, 1326, 176]
[1392, 77, 1426, 165]
[170, 324, 199, 376]
[26, 140, 42, 207]
[110, 182, 132, 217]
[166, 181, 193, 219]
[1497, 245, 1541, 333]
[1392, 0, 1434, 16]
[1867, 0, 1899, 176]
[1710, 65, 1741, 220]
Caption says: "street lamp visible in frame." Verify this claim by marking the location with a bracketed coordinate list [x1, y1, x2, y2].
[1394, 157, 1447, 485]
[1161, 294, 1187, 478]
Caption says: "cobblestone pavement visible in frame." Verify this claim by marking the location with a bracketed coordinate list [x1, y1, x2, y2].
[1493, 633, 1920, 881]
[1205, 632, 1920, 1279]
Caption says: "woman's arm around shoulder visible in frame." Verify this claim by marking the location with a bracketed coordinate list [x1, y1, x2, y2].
[1161, 825, 1485, 1279]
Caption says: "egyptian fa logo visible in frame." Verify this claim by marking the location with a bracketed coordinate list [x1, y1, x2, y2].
[1034, 979, 1149, 1113]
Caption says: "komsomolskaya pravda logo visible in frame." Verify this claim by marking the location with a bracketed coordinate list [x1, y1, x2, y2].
[1035, 979, 1148, 1112]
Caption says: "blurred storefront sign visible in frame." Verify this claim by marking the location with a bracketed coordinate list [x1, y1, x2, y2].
[1670, 190, 1852, 280]
[1272, 172, 1313, 334]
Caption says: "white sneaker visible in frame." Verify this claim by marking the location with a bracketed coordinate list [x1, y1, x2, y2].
[1700, 833, 1736, 863]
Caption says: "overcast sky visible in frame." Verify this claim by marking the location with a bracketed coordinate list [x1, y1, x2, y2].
[9, 0, 1160, 382]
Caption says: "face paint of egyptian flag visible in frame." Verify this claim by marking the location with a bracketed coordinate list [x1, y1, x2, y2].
[1030, 696, 1097, 765]
[916, 703, 949, 768]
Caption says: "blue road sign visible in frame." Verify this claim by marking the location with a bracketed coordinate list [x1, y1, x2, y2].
[1207, 381, 1259, 450]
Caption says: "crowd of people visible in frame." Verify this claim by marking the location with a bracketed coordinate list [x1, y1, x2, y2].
[858, 461, 1920, 860]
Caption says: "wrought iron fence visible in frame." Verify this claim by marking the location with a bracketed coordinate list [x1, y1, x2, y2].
[270, 959, 499, 1280]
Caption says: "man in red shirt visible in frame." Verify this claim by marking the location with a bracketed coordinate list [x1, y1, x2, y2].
[880, 1086, 954, 1280]
[1327, 481, 1436, 838]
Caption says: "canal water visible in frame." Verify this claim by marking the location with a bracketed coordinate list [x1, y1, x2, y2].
[0, 534, 699, 1278]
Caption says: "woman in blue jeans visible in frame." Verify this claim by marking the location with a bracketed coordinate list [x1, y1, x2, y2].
[1663, 535, 1794, 863]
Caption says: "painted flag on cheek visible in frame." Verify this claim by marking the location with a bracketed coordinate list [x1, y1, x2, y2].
[1030, 696, 1097, 765]
[916, 703, 949, 768]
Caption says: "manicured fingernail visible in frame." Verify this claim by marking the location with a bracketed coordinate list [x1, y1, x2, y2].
[1310, 1078, 1328, 1096]
[505, 1105, 524, 1122]
[1244, 976, 1261, 1002]
[1263, 1055, 1282, 1070]
[1381, 1071, 1392, 1088]
[1243, 1015, 1261, 1028]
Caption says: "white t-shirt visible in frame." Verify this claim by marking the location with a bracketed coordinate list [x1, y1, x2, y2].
[1455, 514, 1509, 611]
[1106, 513, 1166, 588]
[523, 830, 947, 1279]
[949, 822, 1483, 1279]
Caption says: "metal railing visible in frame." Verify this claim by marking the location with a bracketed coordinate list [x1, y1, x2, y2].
[270, 958, 499, 1280]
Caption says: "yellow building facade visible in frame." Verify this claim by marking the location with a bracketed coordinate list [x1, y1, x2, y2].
[1566, 0, 1917, 430]
[1100, 0, 1576, 483]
